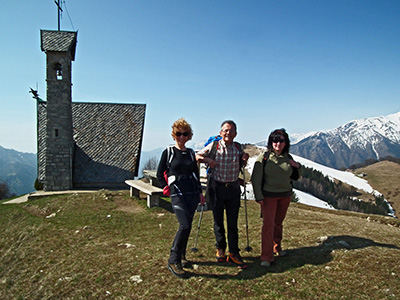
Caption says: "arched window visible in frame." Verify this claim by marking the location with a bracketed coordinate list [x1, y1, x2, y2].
[54, 63, 63, 80]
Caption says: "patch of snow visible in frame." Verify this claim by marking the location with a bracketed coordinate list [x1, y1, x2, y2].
[294, 189, 335, 210]
[290, 154, 377, 195]
[245, 148, 395, 215]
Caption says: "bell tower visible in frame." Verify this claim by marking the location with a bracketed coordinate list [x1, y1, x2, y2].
[40, 30, 77, 190]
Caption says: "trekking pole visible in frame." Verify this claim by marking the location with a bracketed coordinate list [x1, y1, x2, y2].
[191, 203, 204, 253]
[243, 168, 253, 252]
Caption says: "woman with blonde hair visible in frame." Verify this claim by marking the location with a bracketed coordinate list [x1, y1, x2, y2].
[157, 118, 204, 278]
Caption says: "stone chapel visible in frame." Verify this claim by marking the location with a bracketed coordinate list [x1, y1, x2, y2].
[37, 30, 146, 191]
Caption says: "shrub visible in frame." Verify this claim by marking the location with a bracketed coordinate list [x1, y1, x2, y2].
[34, 178, 44, 191]
[0, 181, 11, 200]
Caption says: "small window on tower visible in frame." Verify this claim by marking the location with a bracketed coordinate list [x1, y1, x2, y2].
[54, 129, 59, 138]
[54, 63, 63, 80]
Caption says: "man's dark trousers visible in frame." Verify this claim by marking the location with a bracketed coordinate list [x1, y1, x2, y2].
[211, 180, 241, 254]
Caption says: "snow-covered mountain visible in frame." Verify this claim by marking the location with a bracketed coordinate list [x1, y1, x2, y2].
[290, 112, 400, 169]
[256, 132, 316, 147]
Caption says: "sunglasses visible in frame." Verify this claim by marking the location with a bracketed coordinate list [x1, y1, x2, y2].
[272, 137, 286, 143]
[176, 131, 189, 137]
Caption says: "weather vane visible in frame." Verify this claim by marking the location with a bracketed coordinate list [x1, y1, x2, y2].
[29, 88, 44, 103]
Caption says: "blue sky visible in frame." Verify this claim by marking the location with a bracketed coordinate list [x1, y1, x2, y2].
[1, 0, 399, 153]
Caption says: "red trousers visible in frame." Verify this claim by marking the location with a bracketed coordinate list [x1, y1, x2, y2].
[260, 196, 291, 262]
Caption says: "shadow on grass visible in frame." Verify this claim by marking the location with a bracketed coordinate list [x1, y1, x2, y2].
[186, 235, 399, 280]
[156, 198, 212, 214]
[269, 235, 400, 274]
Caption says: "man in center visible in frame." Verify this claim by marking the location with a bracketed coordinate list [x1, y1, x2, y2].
[196, 120, 249, 269]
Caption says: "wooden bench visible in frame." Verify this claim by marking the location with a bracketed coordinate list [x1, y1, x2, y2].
[125, 180, 164, 208]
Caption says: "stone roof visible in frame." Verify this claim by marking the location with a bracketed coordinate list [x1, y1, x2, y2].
[37, 102, 47, 182]
[40, 30, 78, 60]
[37, 102, 146, 189]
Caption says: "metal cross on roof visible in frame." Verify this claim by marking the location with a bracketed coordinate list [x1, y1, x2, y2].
[54, 0, 63, 31]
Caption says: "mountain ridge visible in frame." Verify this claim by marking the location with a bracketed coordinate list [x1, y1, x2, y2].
[0, 145, 37, 196]
[289, 112, 400, 169]
[3, 111, 400, 196]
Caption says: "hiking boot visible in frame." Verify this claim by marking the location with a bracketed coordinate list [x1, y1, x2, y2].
[260, 261, 271, 267]
[181, 257, 192, 269]
[167, 263, 186, 278]
[275, 250, 288, 257]
[227, 252, 247, 269]
[216, 249, 226, 262]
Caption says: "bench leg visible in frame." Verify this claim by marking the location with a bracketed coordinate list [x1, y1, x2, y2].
[147, 194, 160, 208]
[131, 187, 140, 198]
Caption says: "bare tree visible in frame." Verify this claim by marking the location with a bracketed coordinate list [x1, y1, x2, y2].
[142, 156, 158, 172]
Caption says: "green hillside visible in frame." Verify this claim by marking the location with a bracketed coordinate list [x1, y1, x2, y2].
[355, 160, 400, 216]
[1, 190, 399, 299]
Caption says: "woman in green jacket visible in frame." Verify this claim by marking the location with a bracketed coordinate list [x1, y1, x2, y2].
[251, 129, 301, 267]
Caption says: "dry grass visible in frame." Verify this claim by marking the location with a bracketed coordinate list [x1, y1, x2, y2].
[244, 144, 264, 157]
[355, 161, 400, 215]
[1, 190, 399, 299]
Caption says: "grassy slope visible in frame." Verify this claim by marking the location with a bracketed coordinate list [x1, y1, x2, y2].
[355, 161, 400, 216]
[1, 190, 399, 300]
